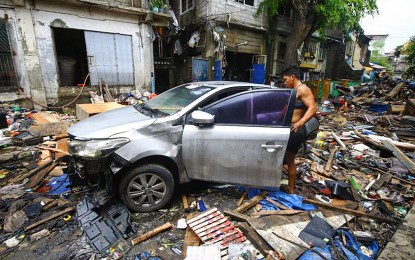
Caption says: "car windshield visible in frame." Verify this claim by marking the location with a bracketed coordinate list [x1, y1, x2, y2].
[139, 84, 215, 115]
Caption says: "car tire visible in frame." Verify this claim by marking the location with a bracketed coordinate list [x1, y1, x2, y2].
[119, 164, 174, 212]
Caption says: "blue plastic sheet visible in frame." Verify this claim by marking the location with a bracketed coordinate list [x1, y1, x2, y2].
[246, 188, 317, 211]
[299, 230, 379, 260]
[47, 173, 71, 195]
[298, 245, 332, 260]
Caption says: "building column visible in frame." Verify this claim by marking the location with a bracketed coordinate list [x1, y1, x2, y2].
[13, 0, 47, 110]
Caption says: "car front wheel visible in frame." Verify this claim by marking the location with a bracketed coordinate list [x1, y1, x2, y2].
[119, 164, 174, 212]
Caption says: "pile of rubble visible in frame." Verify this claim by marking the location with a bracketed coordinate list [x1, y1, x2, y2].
[1, 79, 415, 259]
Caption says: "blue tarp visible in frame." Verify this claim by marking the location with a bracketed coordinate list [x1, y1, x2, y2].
[246, 188, 317, 211]
[47, 173, 71, 195]
[299, 230, 379, 260]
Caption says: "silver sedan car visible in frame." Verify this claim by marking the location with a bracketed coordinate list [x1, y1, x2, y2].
[68, 81, 297, 212]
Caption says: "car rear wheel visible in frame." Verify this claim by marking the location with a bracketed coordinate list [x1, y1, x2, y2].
[119, 164, 174, 212]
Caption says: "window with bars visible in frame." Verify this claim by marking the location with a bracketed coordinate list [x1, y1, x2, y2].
[234, 0, 255, 7]
[181, 0, 194, 13]
[278, 4, 291, 17]
[0, 18, 17, 91]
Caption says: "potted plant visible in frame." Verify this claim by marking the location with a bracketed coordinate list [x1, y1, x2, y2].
[149, 0, 167, 12]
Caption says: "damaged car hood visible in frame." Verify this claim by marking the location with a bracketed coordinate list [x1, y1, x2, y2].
[68, 106, 156, 139]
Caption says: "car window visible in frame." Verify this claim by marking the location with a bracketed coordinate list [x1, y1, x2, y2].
[204, 90, 292, 126]
[142, 84, 215, 115]
[198, 87, 251, 109]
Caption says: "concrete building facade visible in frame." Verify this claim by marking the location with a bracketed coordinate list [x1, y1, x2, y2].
[0, 0, 169, 108]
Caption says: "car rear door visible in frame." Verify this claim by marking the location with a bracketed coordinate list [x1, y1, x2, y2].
[182, 89, 296, 187]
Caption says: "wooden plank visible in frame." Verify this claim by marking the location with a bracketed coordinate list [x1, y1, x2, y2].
[388, 105, 405, 115]
[25, 161, 59, 189]
[75, 102, 125, 120]
[224, 210, 253, 222]
[30, 112, 61, 123]
[182, 194, 189, 212]
[238, 222, 273, 256]
[354, 131, 387, 150]
[387, 82, 405, 98]
[382, 139, 415, 174]
[252, 210, 305, 217]
[303, 199, 400, 224]
[131, 222, 173, 245]
[265, 198, 289, 210]
[236, 190, 249, 207]
[182, 213, 201, 258]
[24, 207, 75, 231]
[325, 147, 338, 173]
[233, 191, 267, 214]
[371, 173, 393, 190]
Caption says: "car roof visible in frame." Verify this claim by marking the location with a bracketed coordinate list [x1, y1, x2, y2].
[185, 81, 271, 89]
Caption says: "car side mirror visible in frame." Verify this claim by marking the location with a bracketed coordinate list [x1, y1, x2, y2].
[191, 111, 215, 126]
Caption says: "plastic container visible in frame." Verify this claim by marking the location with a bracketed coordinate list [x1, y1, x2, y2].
[312, 140, 329, 150]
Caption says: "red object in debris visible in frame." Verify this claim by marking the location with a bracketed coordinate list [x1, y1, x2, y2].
[356, 155, 362, 160]
[149, 93, 158, 99]
[77, 84, 85, 87]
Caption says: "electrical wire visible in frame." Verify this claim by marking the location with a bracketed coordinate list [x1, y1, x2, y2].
[18, 73, 91, 109]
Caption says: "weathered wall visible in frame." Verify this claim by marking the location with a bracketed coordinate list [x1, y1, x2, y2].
[32, 0, 152, 103]
[210, 0, 265, 29]
[0, 4, 32, 103]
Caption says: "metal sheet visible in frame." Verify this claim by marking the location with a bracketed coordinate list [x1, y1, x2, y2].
[85, 31, 134, 85]
[115, 34, 134, 85]
[251, 64, 265, 84]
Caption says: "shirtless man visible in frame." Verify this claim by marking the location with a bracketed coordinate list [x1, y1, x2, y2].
[281, 65, 317, 194]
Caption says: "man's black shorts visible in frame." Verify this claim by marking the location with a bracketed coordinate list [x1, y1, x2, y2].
[286, 126, 307, 154]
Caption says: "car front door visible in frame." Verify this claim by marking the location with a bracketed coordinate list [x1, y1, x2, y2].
[182, 89, 296, 187]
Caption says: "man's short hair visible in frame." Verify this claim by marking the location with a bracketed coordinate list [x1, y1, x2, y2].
[281, 64, 300, 79]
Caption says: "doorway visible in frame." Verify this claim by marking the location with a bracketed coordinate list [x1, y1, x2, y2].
[52, 28, 88, 86]
[223, 51, 254, 82]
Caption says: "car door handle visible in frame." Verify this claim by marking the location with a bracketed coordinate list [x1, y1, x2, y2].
[261, 144, 283, 150]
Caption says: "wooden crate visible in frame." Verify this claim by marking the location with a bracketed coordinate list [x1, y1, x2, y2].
[76, 102, 126, 120]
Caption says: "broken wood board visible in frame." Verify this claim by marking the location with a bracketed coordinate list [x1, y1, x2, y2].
[387, 82, 405, 98]
[24, 206, 75, 231]
[238, 222, 274, 256]
[30, 112, 61, 123]
[182, 212, 201, 258]
[131, 222, 173, 245]
[28, 122, 71, 137]
[248, 211, 352, 259]
[388, 104, 405, 115]
[252, 210, 306, 217]
[382, 139, 415, 174]
[325, 147, 338, 173]
[233, 191, 267, 214]
[303, 198, 400, 224]
[371, 173, 393, 190]
[224, 210, 254, 222]
[237, 190, 249, 207]
[76, 102, 125, 121]
[25, 161, 59, 189]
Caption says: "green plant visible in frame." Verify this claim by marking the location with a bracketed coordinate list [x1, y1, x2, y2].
[149, 0, 166, 8]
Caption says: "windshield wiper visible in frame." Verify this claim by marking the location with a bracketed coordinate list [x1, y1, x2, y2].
[133, 103, 158, 117]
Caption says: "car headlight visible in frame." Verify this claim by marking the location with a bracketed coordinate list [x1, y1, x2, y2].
[68, 138, 130, 158]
